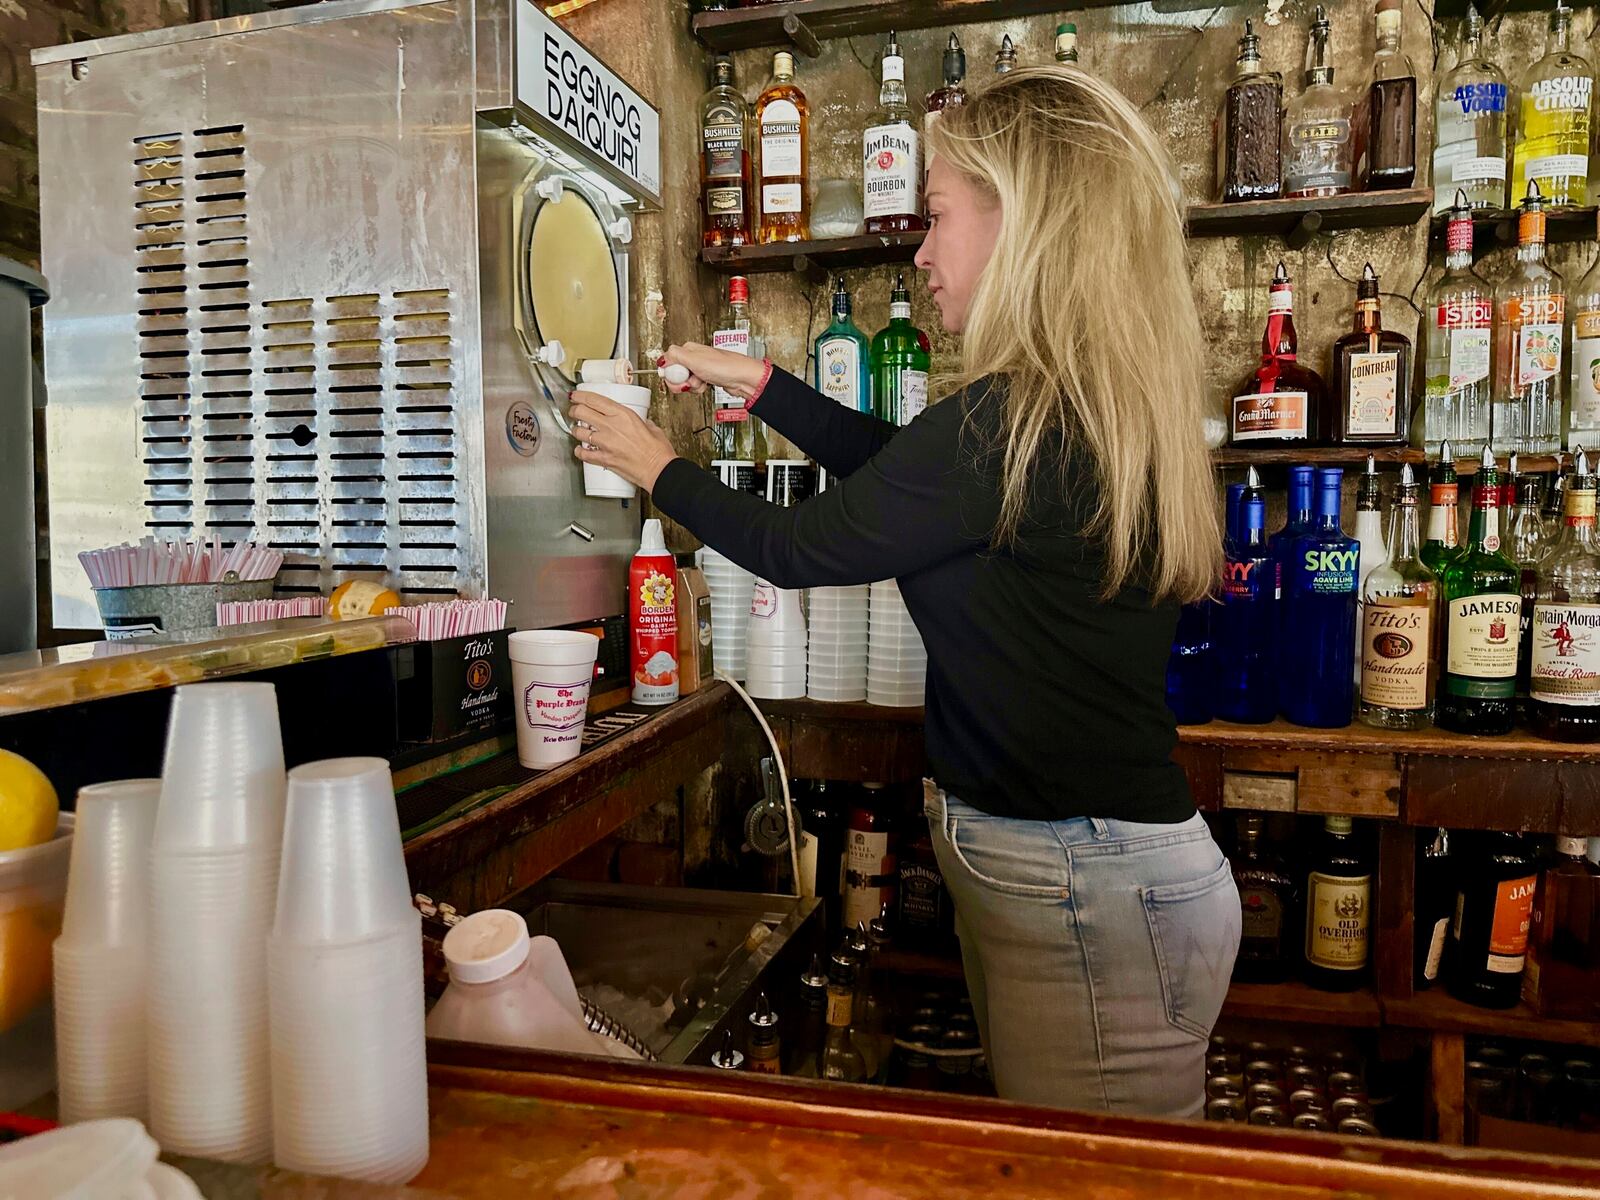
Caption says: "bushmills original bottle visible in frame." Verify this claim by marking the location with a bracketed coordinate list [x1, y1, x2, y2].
[756, 52, 809, 244]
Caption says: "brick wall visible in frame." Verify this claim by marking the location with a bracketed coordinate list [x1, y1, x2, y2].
[0, 0, 190, 267]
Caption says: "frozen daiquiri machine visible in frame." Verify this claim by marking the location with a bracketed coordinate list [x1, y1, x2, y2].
[33, 0, 660, 633]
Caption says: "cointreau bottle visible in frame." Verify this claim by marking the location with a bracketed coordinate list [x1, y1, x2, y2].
[1333, 264, 1412, 444]
[1230, 262, 1329, 446]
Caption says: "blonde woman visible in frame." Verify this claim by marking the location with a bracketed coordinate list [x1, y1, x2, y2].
[566, 66, 1239, 1116]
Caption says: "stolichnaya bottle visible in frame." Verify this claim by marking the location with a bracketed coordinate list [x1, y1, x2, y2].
[1279, 467, 1359, 728]
[1437, 447, 1521, 734]
[1361, 464, 1437, 729]
[1431, 5, 1509, 214]
[862, 31, 923, 235]
[1492, 183, 1565, 455]
[1511, 1, 1592, 210]
[1304, 816, 1371, 992]
[1528, 452, 1600, 741]
[1421, 194, 1493, 456]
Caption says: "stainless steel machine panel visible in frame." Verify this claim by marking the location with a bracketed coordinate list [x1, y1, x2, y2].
[35, 0, 646, 631]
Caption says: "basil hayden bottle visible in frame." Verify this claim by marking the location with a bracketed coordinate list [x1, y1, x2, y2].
[1438, 446, 1522, 734]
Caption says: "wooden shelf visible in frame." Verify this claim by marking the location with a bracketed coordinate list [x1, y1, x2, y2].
[756, 696, 925, 725]
[691, 0, 1096, 55]
[1178, 716, 1600, 764]
[1186, 189, 1433, 248]
[1223, 980, 1382, 1028]
[701, 232, 923, 279]
[1428, 206, 1598, 256]
[1212, 447, 1562, 475]
[881, 947, 965, 981]
[1385, 990, 1600, 1051]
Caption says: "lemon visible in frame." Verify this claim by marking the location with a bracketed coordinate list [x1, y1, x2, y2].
[0, 749, 58, 853]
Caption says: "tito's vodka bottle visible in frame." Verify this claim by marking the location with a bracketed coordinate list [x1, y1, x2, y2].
[756, 52, 809, 244]
[1437, 447, 1521, 734]
[1283, 6, 1355, 199]
[1421, 195, 1493, 455]
[1231, 263, 1329, 446]
[1511, 1, 1592, 210]
[1431, 5, 1508, 214]
[863, 32, 923, 235]
[1493, 184, 1565, 455]
[1361, 464, 1438, 729]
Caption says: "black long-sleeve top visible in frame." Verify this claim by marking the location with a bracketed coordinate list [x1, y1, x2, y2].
[651, 367, 1193, 824]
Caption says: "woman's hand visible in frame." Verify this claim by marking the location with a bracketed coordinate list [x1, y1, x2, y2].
[568, 389, 678, 493]
[661, 342, 767, 398]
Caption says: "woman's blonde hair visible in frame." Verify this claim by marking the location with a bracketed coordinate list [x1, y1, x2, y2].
[929, 66, 1220, 604]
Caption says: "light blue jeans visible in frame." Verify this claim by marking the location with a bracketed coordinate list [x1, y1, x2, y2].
[926, 784, 1240, 1118]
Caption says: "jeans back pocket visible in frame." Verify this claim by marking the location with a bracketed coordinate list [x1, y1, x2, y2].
[1141, 859, 1241, 1040]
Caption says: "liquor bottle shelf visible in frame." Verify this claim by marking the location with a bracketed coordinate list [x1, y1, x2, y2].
[1211, 447, 1563, 476]
[1186, 189, 1434, 248]
[1428, 206, 1599, 255]
[1177, 716, 1600, 764]
[701, 232, 924, 279]
[1385, 990, 1600, 1051]
[691, 0, 1100, 56]
[1222, 980, 1382, 1028]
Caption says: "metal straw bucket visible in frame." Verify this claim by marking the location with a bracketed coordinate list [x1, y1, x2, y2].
[93, 577, 276, 641]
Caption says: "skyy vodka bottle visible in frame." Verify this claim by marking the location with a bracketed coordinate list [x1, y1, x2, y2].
[1216, 469, 1276, 723]
[1280, 467, 1360, 727]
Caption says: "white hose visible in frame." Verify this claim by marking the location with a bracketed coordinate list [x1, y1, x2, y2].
[714, 672, 802, 896]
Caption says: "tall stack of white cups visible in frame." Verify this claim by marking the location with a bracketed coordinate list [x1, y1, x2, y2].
[806, 585, 868, 702]
[744, 579, 807, 699]
[867, 581, 926, 707]
[54, 780, 159, 1125]
[698, 547, 755, 681]
[147, 683, 286, 1164]
[267, 758, 428, 1184]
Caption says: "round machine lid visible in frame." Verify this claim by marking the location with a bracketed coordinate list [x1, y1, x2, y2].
[524, 182, 621, 381]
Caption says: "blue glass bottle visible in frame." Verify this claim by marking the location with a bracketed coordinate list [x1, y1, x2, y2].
[1166, 601, 1215, 725]
[813, 277, 871, 413]
[1269, 465, 1316, 602]
[1279, 467, 1360, 727]
[1225, 482, 1246, 544]
[1216, 482, 1277, 723]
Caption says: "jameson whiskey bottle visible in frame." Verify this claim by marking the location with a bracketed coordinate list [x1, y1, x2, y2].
[1304, 816, 1371, 992]
[1448, 832, 1540, 1009]
[1231, 263, 1329, 446]
[699, 57, 751, 248]
[1420, 442, 1460, 577]
[1361, 464, 1438, 729]
[813, 277, 870, 412]
[871, 274, 931, 427]
[1218, 20, 1283, 202]
[1438, 447, 1521, 734]
[1232, 815, 1293, 982]
[1333, 264, 1412, 444]
[863, 31, 923, 234]
[1529, 452, 1600, 741]
[756, 52, 809, 244]
[1511, 1, 1592, 209]
[1493, 183, 1565, 455]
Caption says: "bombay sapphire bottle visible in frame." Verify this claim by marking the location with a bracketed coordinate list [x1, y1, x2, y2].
[1280, 467, 1360, 727]
[1217, 471, 1276, 723]
[1166, 601, 1215, 725]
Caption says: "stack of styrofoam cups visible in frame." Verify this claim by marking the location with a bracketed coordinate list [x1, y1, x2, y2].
[53, 779, 160, 1126]
[267, 758, 428, 1184]
[745, 579, 807, 699]
[147, 682, 286, 1165]
[699, 547, 755, 681]
[867, 580, 926, 707]
[806, 586, 868, 702]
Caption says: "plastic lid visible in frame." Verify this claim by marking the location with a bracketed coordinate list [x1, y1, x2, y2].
[1325, 815, 1354, 834]
[442, 909, 532, 983]
[0, 1118, 158, 1200]
[639, 518, 666, 555]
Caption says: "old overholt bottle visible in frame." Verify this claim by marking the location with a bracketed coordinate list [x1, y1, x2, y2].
[1448, 832, 1540, 1009]
[1304, 816, 1371, 992]
[1230, 263, 1329, 446]
[1438, 447, 1522, 734]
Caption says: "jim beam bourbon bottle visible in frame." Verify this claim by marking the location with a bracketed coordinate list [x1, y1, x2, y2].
[862, 31, 923, 234]
[1231, 262, 1330, 446]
